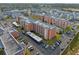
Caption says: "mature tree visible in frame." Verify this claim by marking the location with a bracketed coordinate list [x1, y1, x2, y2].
[64, 25, 72, 33]
[55, 34, 61, 41]
[0, 48, 4, 55]
[77, 25, 79, 29]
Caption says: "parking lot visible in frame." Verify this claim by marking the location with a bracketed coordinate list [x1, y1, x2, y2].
[21, 33, 62, 55]
[0, 19, 77, 55]
[0, 20, 23, 55]
[16, 31, 43, 55]
[12, 24, 75, 55]
[21, 29, 77, 55]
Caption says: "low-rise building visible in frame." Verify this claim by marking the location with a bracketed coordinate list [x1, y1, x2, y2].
[11, 29, 20, 39]
[0, 32, 24, 55]
[0, 40, 4, 49]
[0, 28, 4, 36]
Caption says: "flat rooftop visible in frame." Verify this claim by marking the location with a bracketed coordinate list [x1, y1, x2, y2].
[0, 31, 23, 55]
[0, 40, 4, 48]
[27, 31, 42, 42]
[13, 22, 20, 27]
[35, 20, 57, 29]
[19, 16, 60, 30]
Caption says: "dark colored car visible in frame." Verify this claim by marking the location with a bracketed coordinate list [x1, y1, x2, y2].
[61, 48, 64, 51]
[57, 40, 62, 44]
[29, 47, 34, 51]
[55, 40, 61, 47]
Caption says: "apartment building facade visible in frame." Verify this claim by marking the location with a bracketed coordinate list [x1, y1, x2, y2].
[34, 21, 57, 39]
[31, 13, 71, 28]
[16, 16, 57, 40]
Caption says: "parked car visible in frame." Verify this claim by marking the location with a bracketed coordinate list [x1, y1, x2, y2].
[53, 44, 57, 49]
[28, 45, 34, 51]
[42, 43, 49, 49]
[57, 40, 62, 44]
[61, 48, 64, 51]
[42, 43, 46, 48]
[50, 45, 56, 50]
[22, 31, 25, 34]
[36, 52, 40, 55]
[45, 45, 49, 49]
[55, 42, 60, 46]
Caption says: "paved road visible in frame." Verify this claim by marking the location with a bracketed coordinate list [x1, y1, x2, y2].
[0, 20, 43, 55]
[26, 42, 43, 55]
[0, 20, 76, 55]
[23, 31, 76, 55]
[23, 34, 62, 55]
[21, 34, 43, 55]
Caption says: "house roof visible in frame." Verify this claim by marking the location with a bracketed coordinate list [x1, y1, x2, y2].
[0, 28, 4, 33]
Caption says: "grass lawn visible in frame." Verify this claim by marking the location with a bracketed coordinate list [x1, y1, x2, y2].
[62, 32, 79, 55]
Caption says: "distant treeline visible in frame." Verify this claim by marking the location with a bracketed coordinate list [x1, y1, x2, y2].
[0, 3, 79, 11]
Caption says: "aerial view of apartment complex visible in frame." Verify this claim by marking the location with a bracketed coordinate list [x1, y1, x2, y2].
[0, 4, 79, 55]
